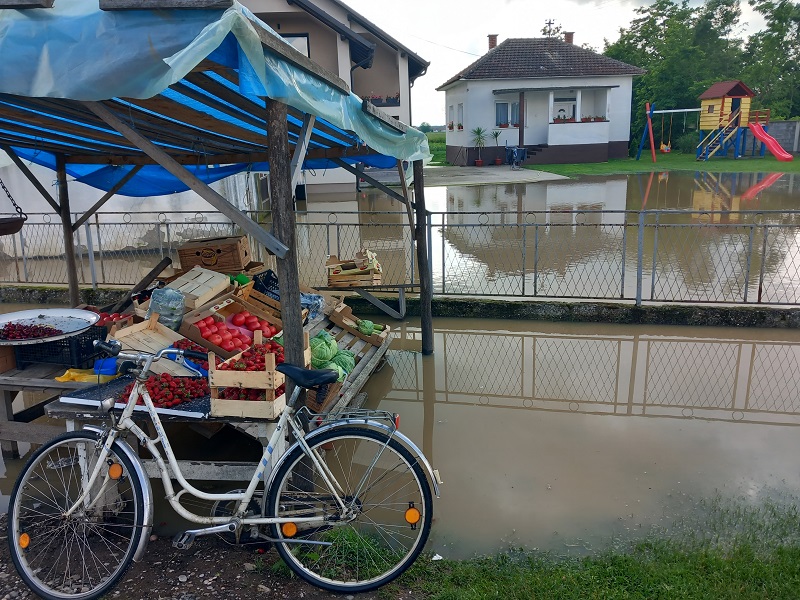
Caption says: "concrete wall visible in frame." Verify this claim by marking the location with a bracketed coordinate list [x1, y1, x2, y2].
[764, 121, 800, 154]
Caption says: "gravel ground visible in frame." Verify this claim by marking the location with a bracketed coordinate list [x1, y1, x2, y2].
[0, 514, 394, 600]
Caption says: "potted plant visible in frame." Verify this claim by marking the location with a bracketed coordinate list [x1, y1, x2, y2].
[471, 126, 487, 166]
[491, 130, 503, 165]
[457, 123, 463, 131]
[498, 122, 509, 128]
[448, 121, 454, 131]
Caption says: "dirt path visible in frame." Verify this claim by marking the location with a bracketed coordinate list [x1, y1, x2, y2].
[0, 514, 395, 600]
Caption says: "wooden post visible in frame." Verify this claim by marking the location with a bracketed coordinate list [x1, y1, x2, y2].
[266, 99, 305, 375]
[56, 154, 81, 307]
[518, 91, 525, 148]
[413, 160, 433, 354]
[0, 389, 19, 459]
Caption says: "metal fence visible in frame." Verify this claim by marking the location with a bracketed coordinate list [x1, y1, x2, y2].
[2, 208, 800, 306]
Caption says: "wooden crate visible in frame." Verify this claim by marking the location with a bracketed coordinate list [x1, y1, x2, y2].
[179, 294, 284, 359]
[208, 331, 311, 420]
[325, 249, 381, 276]
[166, 266, 230, 309]
[327, 272, 382, 288]
[109, 314, 198, 377]
[328, 304, 391, 346]
[178, 236, 251, 273]
[0, 346, 16, 373]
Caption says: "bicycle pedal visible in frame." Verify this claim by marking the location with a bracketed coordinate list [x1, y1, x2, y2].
[173, 531, 196, 550]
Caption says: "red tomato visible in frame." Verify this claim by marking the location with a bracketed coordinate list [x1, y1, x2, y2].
[268, 325, 278, 337]
[110, 313, 121, 321]
[203, 316, 216, 326]
[208, 333, 223, 346]
[207, 324, 218, 334]
[259, 324, 272, 336]
[247, 321, 261, 332]
[99, 312, 109, 319]
[232, 313, 246, 327]
[245, 315, 260, 325]
[220, 330, 232, 341]
[220, 340, 236, 352]
[231, 337, 243, 348]
[198, 327, 210, 339]
[97, 317, 108, 327]
[239, 311, 251, 319]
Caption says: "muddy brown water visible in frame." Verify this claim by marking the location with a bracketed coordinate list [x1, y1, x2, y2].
[2, 305, 800, 559]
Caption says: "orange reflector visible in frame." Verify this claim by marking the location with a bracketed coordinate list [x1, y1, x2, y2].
[281, 522, 298, 538]
[394, 413, 400, 429]
[18, 533, 30, 549]
[404, 506, 421, 525]
[108, 463, 123, 480]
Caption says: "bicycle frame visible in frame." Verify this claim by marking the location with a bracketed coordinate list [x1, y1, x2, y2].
[66, 368, 347, 531]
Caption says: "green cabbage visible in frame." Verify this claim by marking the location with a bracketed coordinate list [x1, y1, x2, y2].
[329, 349, 355, 374]
[357, 319, 375, 335]
[310, 330, 339, 368]
[318, 361, 346, 382]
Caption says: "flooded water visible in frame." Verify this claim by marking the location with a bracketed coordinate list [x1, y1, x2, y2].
[362, 317, 800, 559]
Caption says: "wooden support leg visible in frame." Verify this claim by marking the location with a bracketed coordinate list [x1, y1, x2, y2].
[1, 389, 19, 458]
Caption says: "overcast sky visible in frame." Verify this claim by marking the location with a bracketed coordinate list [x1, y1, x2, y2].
[340, 0, 765, 126]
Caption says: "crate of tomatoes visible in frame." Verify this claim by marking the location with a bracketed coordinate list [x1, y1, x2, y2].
[208, 330, 310, 420]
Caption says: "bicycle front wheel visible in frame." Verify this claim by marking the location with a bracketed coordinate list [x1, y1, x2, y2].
[266, 427, 432, 593]
[8, 431, 146, 600]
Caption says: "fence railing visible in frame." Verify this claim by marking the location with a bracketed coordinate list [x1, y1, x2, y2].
[2, 209, 800, 306]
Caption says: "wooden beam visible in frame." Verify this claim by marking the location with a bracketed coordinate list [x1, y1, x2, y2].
[0, 420, 62, 446]
[413, 159, 433, 355]
[244, 14, 351, 96]
[397, 158, 416, 237]
[72, 165, 143, 232]
[267, 98, 305, 393]
[331, 158, 407, 204]
[83, 100, 289, 258]
[100, 0, 232, 9]
[0, 144, 60, 214]
[57, 154, 80, 307]
[361, 100, 408, 133]
[290, 114, 315, 193]
[0, 1, 54, 7]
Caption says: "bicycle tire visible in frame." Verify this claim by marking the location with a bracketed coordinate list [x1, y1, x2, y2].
[8, 431, 146, 600]
[265, 427, 432, 593]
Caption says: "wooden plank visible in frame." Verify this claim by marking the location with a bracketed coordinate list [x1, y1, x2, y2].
[0, 421, 61, 445]
[0, 144, 60, 214]
[361, 100, 408, 133]
[57, 153, 80, 307]
[100, 0, 232, 9]
[111, 315, 197, 376]
[414, 159, 434, 355]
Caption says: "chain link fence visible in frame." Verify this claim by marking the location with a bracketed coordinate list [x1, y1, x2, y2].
[2, 208, 800, 305]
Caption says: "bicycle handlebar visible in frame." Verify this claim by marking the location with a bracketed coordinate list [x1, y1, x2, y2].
[93, 339, 205, 368]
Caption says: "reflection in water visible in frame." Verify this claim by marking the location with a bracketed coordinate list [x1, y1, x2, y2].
[364, 318, 800, 558]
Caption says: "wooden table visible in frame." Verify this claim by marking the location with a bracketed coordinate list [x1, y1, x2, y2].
[0, 363, 93, 457]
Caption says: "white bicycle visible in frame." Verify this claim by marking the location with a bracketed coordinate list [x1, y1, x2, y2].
[8, 340, 439, 599]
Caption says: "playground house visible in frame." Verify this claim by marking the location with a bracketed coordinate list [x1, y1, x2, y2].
[437, 33, 645, 166]
[696, 80, 793, 162]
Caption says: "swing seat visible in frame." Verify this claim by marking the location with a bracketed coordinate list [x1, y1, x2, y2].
[0, 215, 26, 236]
[660, 143, 671, 153]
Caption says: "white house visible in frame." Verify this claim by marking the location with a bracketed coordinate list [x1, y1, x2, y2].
[437, 33, 645, 166]
[243, 0, 429, 192]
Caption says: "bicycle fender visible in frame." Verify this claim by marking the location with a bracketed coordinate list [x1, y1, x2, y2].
[270, 420, 440, 498]
[83, 425, 154, 562]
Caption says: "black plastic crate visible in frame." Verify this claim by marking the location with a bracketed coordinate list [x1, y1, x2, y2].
[252, 268, 281, 300]
[14, 325, 108, 370]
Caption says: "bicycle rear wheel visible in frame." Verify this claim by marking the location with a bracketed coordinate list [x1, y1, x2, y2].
[7, 431, 146, 600]
[266, 427, 432, 593]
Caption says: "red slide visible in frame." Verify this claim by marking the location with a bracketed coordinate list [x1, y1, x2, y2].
[741, 172, 784, 201]
[749, 122, 794, 161]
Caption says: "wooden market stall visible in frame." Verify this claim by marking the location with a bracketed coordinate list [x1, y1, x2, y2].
[0, 0, 433, 455]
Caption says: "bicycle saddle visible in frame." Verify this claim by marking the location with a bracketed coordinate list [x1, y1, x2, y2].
[276, 364, 338, 389]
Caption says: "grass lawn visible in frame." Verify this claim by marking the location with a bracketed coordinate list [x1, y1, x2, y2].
[527, 151, 800, 177]
[379, 497, 800, 599]
[426, 131, 446, 165]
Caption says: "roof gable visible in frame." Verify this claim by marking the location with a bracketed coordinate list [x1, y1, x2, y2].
[698, 80, 755, 100]
[437, 38, 645, 90]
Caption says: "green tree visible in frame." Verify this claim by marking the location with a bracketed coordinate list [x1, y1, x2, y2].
[418, 122, 433, 133]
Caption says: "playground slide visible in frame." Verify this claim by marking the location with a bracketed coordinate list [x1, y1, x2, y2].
[749, 122, 794, 161]
[741, 172, 784, 201]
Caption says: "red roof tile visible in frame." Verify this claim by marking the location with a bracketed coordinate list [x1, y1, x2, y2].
[698, 81, 755, 100]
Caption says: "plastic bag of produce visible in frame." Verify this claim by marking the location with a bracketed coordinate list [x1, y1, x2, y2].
[146, 287, 185, 331]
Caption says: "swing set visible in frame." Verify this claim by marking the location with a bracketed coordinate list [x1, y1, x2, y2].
[636, 103, 701, 162]
[0, 173, 27, 236]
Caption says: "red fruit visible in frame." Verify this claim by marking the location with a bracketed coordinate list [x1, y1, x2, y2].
[220, 330, 232, 342]
[110, 313, 121, 321]
[239, 311, 251, 319]
[99, 312, 109, 319]
[247, 321, 261, 332]
[231, 337, 243, 348]
[232, 313, 246, 327]
[260, 324, 272, 336]
[268, 325, 277, 337]
[203, 316, 216, 326]
[208, 333, 223, 346]
[220, 340, 235, 352]
[207, 324, 219, 334]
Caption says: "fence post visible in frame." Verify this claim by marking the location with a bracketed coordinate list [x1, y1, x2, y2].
[440, 214, 445, 294]
[620, 213, 627, 299]
[757, 225, 769, 303]
[744, 224, 754, 303]
[18, 230, 28, 282]
[521, 224, 527, 295]
[650, 212, 660, 301]
[636, 211, 644, 307]
[95, 214, 106, 284]
[427, 212, 433, 291]
[533, 224, 539, 296]
[84, 222, 98, 289]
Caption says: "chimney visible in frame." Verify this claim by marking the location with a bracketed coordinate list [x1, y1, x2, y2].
[488, 34, 498, 50]
[564, 31, 574, 44]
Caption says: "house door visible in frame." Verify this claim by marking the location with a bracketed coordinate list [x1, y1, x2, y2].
[553, 101, 574, 121]
[731, 97, 741, 124]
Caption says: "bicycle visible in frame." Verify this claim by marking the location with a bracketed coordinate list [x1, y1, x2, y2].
[7, 340, 440, 599]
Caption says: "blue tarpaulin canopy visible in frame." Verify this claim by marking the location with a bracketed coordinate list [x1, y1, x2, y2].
[0, 0, 430, 197]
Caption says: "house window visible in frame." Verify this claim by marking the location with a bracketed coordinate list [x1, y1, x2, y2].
[457, 103, 464, 126]
[448, 105, 454, 125]
[496, 102, 509, 126]
[511, 102, 519, 126]
[282, 34, 309, 57]
[707, 105, 715, 114]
